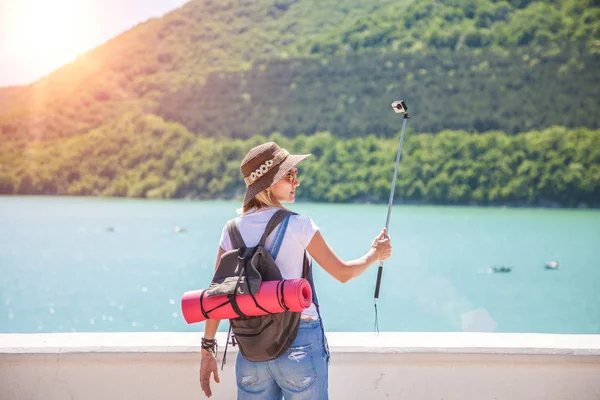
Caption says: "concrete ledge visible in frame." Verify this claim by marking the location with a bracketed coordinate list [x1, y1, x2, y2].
[2, 331, 600, 355]
[1, 332, 600, 400]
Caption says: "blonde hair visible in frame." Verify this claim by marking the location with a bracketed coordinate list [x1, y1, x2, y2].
[238, 188, 287, 214]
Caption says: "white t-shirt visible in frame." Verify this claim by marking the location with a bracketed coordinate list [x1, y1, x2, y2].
[219, 207, 320, 320]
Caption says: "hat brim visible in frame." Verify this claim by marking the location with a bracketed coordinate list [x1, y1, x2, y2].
[243, 153, 311, 206]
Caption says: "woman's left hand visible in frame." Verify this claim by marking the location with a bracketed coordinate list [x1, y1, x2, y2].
[199, 352, 220, 398]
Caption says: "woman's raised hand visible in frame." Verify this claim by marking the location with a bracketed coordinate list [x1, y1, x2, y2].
[371, 227, 392, 262]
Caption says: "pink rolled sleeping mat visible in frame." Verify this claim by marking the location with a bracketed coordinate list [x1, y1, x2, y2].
[181, 278, 312, 324]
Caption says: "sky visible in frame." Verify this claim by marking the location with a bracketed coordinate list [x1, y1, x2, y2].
[0, 0, 190, 87]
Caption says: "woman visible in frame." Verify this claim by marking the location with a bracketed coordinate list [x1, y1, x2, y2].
[199, 142, 392, 399]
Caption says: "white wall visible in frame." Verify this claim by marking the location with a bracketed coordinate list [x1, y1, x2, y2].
[1, 332, 600, 400]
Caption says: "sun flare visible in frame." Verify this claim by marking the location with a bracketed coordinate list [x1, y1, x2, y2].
[2, 0, 94, 81]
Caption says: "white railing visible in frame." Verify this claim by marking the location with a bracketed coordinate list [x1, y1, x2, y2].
[1, 332, 599, 399]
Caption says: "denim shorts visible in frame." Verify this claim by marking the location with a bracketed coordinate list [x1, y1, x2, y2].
[235, 319, 330, 400]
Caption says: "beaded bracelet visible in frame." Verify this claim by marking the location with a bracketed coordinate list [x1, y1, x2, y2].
[201, 337, 217, 354]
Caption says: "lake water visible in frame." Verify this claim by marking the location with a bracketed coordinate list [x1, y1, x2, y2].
[1, 196, 599, 334]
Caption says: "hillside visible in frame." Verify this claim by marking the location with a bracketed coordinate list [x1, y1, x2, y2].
[158, 48, 600, 137]
[1, 0, 598, 141]
[1, 113, 598, 207]
[1, 0, 599, 207]
[295, 0, 600, 55]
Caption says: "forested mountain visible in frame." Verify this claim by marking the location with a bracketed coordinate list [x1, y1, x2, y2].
[1, 0, 598, 141]
[1, 113, 598, 207]
[159, 48, 599, 137]
[1, 0, 599, 206]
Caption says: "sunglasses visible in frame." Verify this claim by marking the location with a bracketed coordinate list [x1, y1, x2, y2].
[285, 169, 299, 183]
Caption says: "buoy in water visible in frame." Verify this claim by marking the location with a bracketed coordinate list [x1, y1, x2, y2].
[545, 260, 559, 270]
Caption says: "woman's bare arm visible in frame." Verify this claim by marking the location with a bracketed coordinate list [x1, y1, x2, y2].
[307, 228, 391, 283]
[199, 246, 225, 398]
[201, 247, 225, 342]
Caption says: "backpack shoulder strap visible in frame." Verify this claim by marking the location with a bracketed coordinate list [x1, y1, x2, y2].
[257, 209, 296, 247]
[302, 251, 319, 307]
[302, 251, 310, 279]
[226, 218, 245, 249]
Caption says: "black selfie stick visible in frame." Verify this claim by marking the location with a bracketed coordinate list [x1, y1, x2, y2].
[373, 100, 410, 332]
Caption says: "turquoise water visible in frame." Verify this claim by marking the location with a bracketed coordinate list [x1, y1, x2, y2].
[0, 196, 599, 334]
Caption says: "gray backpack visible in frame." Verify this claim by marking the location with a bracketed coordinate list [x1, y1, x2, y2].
[205, 209, 312, 363]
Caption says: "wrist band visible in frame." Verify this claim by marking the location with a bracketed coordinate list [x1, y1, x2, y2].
[201, 337, 217, 353]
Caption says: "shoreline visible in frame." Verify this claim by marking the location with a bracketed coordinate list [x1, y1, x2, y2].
[1, 193, 599, 210]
